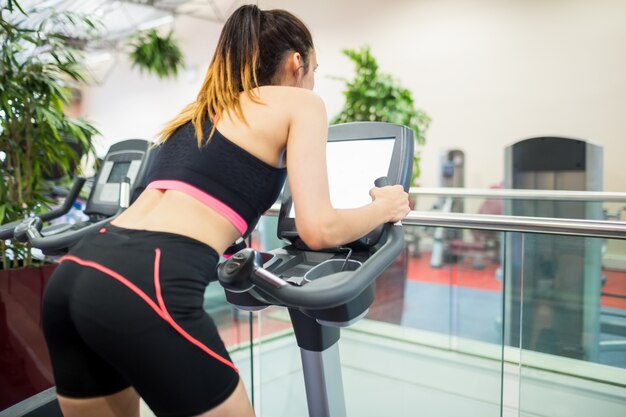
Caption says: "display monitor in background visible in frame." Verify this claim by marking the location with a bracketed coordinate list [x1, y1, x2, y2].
[90, 153, 145, 206]
[106, 161, 131, 183]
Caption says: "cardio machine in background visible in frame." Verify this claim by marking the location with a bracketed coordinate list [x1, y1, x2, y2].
[218, 122, 414, 417]
[0, 138, 153, 417]
[13, 139, 153, 255]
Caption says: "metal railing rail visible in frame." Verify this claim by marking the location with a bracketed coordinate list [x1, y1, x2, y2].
[409, 187, 626, 202]
[265, 206, 626, 239]
[402, 211, 626, 239]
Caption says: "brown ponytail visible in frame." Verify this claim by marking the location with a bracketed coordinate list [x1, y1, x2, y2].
[158, 4, 314, 146]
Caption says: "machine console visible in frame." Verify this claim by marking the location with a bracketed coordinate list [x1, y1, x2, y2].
[84, 139, 152, 218]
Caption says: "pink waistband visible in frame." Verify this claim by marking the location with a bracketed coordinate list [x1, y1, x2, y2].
[146, 180, 247, 235]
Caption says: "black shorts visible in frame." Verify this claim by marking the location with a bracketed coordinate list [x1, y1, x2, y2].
[42, 223, 239, 417]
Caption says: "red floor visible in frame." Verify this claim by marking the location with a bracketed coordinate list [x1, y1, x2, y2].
[602, 269, 626, 309]
[407, 252, 626, 309]
[407, 254, 502, 292]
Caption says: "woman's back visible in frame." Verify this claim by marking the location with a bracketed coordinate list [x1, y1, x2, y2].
[111, 86, 318, 253]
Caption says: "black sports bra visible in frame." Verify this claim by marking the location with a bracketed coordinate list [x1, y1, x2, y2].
[145, 121, 286, 237]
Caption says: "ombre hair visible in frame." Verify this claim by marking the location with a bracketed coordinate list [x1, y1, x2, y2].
[158, 4, 314, 146]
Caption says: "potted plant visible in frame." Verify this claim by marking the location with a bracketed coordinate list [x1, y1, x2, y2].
[129, 28, 184, 79]
[0, 0, 98, 270]
[0, 0, 101, 408]
[332, 45, 431, 187]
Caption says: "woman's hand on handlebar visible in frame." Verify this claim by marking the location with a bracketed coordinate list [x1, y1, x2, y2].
[369, 185, 411, 223]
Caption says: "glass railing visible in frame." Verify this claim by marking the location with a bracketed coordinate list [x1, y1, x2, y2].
[245, 192, 626, 417]
[506, 232, 626, 417]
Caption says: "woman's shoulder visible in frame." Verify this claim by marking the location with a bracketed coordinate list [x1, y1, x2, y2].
[235, 86, 326, 135]
[255, 86, 325, 108]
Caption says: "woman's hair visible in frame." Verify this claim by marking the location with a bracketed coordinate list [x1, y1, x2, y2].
[159, 4, 314, 145]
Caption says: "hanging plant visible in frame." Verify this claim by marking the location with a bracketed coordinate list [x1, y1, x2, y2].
[129, 29, 184, 79]
[332, 45, 431, 186]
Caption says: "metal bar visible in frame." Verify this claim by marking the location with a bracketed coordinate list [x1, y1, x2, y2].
[401, 211, 626, 239]
[601, 293, 626, 300]
[409, 187, 626, 202]
[300, 344, 347, 417]
[264, 205, 626, 239]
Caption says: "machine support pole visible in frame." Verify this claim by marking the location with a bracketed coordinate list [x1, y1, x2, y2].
[289, 309, 346, 417]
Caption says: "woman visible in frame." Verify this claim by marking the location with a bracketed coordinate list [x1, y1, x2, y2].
[42, 4, 410, 417]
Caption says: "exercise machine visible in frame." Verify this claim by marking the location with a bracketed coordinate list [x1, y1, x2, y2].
[504, 136, 604, 360]
[13, 139, 153, 254]
[0, 179, 86, 242]
[218, 122, 414, 417]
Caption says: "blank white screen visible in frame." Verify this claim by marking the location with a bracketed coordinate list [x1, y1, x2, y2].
[289, 138, 395, 217]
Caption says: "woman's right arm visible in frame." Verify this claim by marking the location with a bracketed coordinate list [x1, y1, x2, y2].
[285, 91, 410, 250]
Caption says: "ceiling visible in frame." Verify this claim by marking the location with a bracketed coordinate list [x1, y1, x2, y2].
[4, 0, 243, 83]
[11, 0, 241, 47]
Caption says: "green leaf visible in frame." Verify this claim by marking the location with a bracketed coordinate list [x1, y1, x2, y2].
[7, 0, 27, 16]
[330, 45, 431, 184]
[129, 29, 184, 79]
[0, 0, 99, 265]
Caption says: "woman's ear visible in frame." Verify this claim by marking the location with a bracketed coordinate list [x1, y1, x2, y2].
[282, 52, 302, 85]
[288, 51, 304, 72]
[277, 51, 304, 86]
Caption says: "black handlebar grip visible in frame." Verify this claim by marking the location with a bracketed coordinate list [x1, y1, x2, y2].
[217, 249, 259, 293]
[374, 177, 391, 187]
[40, 177, 86, 222]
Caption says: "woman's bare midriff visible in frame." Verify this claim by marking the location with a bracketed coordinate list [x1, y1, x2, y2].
[110, 189, 241, 254]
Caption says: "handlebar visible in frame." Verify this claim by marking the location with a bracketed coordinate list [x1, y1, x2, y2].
[374, 177, 391, 187]
[40, 177, 87, 222]
[26, 216, 114, 253]
[218, 176, 405, 310]
[219, 224, 404, 310]
[0, 177, 86, 240]
[13, 177, 130, 254]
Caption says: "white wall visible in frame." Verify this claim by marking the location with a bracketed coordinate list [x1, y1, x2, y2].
[82, 16, 223, 155]
[83, 0, 626, 192]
